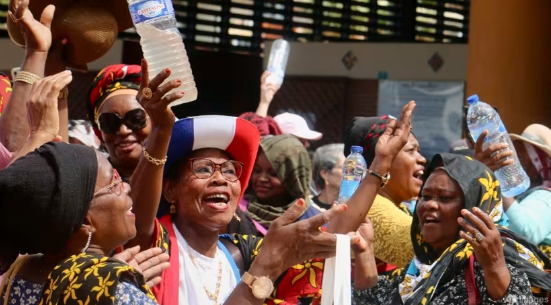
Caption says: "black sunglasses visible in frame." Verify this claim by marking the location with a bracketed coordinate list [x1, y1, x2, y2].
[97, 109, 149, 135]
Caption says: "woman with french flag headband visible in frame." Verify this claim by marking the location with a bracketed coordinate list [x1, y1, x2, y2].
[124, 59, 414, 304]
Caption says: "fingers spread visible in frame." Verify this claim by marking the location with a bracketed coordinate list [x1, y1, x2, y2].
[139, 59, 150, 90]
[112, 245, 140, 263]
[148, 68, 171, 92]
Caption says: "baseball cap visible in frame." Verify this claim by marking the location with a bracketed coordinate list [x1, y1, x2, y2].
[274, 112, 322, 140]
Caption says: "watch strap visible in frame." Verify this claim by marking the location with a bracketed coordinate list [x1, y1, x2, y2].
[368, 169, 390, 188]
[241, 271, 256, 287]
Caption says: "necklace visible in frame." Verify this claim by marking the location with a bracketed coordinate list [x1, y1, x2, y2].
[189, 252, 223, 305]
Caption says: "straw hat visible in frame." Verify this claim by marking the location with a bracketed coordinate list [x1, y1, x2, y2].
[7, 0, 134, 69]
[510, 124, 551, 157]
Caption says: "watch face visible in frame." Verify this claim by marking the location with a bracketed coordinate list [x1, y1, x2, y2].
[252, 277, 274, 299]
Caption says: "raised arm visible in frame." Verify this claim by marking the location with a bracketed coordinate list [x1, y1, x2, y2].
[10, 71, 72, 163]
[255, 71, 280, 118]
[126, 59, 184, 250]
[0, 0, 53, 151]
[327, 101, 416, 234]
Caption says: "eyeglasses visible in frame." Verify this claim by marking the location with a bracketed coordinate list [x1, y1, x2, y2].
[97, 109, 149, 135]
[189, 158, 244, 182]
[94, 168, 124, 196]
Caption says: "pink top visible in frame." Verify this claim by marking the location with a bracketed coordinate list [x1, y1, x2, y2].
[238, 197, 268, 235]
[0, 142, 12, 170]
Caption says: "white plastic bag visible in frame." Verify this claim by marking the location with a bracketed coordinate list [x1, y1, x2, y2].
[321, 234, 351, 305]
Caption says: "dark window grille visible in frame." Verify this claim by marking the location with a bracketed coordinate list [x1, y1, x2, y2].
[0, 0, 469, 57]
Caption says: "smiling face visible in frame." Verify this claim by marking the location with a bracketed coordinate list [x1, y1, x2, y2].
[99, 94, 150, 169]
[416, 169, 464, 253]
[167, 148, 242, 232]
[251, 150, 291, 204]
[384, 134, 427, 202]
[87, 151, 136, 252]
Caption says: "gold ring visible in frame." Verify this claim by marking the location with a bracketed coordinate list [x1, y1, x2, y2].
[475, 232, 484, 243]
[142, 87, 153, 99]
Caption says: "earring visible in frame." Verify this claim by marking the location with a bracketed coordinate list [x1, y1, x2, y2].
[170, 200, 176, 214]
[234, 212, 241, 222]
[83, 232, 92, 252]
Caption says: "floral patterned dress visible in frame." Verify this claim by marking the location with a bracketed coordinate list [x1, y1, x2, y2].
[352, 262, 534, 305]
[1, 275, 156, 305]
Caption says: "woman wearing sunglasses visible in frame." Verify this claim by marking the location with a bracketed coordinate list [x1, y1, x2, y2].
[87, 64, 151, 181]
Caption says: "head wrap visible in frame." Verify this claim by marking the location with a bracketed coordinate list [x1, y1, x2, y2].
[69, 119, 100, 149]
[238, 112, 282, 137]
[343, 115, 397, 165]
[246, 134, 312, 229]
[87, 64, 141, 140]
[399, 153, 551, 304]
[0, 72, 12, 118]
[0, 142, 98, 257]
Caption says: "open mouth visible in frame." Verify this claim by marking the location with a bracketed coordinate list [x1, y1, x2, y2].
[204, 193, 230, 209]
[413, 170, 424, 182]
[423, 215, 440, 225]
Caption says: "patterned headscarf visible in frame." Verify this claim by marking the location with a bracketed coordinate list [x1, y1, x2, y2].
[524, 143, 551, 188]
[0, 73, 12, 118]
[87, 64, 141, 140]
[400, 154, 551, 304]
[246, 135, 312, 229]
[238, 112, 282, 137]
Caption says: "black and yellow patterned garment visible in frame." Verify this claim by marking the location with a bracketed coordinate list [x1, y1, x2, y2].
[353, 154, 551, 305]
[39, 253, 156, 305]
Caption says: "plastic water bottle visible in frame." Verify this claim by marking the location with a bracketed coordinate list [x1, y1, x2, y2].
[337, 146, 367, 204]
[266, 39, 290, 87]
[128, 0, 198, 106]
[466, 94, 530, 197]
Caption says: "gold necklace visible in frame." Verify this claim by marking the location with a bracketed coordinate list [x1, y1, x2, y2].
[189, 253, 223, 305]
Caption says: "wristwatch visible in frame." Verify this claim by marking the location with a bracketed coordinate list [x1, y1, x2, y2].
[368, 170, 391, 188]
[241, 272, 274, 299]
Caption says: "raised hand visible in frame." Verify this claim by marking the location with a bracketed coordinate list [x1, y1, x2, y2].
[374, 101, 416, 164]
[260, 71, 280, 105]
[27, 70, 72, 140]
[458, 207, 511, 300]
[249, 199, 347, 279]
[473, 131, 514, 171]
[10, 0, 54, 53]
[136, 59, 183, 129]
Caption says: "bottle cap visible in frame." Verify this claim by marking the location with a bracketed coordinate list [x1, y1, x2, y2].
[351, 145, 363, 154]
[467, 94, 479, 105]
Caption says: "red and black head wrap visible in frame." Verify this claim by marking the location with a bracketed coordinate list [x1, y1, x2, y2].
[238, 112, 282, 137]
[87, 64, 142, 140]
[344, 115, 414, 165]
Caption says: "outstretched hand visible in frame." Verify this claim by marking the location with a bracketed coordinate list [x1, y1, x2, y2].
[250, 199, 347, 278]
[375, 101, 416, 164]
[27, 70, 72, 141]
[10, 0, 54, 53]
[136, 59, 183, 129]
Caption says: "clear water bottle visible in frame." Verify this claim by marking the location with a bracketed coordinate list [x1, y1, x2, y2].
[128, 0, 198, 107]
[466, 94, 530, 197]
[266, 39, 290, 87]
[337, 146, 367, 204]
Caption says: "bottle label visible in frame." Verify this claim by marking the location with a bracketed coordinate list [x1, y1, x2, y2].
[129, 0, 175, 24]
[498, 122, 507, 133]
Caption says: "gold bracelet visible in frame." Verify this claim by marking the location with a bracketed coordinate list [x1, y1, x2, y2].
[143, 149, 167, 166]
[14, 71, 41, 85]
[58, 87, 68, 99]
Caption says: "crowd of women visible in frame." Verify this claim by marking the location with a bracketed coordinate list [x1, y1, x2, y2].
[2, 0, 551, 304]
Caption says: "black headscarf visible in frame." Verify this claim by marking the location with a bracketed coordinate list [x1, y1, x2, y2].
[0, 142, 98, 256]
[343, 116, 392, 165]
[402, 153, 551, 304]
